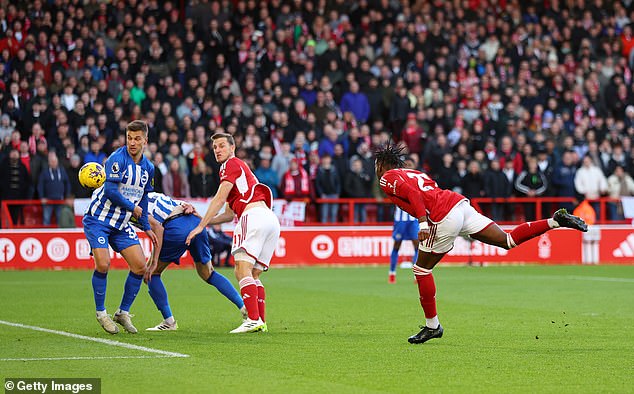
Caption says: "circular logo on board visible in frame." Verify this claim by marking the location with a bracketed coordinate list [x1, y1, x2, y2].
[20, 237, 43, 263]
[0, 238, 16, 263]
[47, 237, 70, 262]
[311, 235, 334, 260]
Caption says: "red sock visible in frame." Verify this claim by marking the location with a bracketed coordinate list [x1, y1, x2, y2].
[412, 266, 437, 318]
[255, 279, 266, 323]
[239, 277, 259, 321]
[509, 219, 552, 246]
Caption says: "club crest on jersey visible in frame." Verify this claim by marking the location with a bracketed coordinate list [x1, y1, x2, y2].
[141, 170, 149, 185]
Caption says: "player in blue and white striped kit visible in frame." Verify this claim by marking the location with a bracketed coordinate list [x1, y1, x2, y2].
[388, 158, 419, 283]
[141, 192, 245, 331]
[83, 120, 158, 334]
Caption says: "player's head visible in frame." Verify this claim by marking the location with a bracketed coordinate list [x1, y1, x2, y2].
[374, 143, 405, 178]
[211, 132, 236, 164]
[125, 120, 148, 160]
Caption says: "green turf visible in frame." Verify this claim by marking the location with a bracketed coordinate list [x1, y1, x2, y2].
[1, 265, 633, 393]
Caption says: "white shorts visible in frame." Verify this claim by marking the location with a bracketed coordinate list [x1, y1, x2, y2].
[231, 206, 281, 270]
[420, 199, 493, 254]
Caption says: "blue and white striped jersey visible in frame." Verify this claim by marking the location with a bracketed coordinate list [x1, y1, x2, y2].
[147, 192, 181, 224]
[394, 206, 417, 223]
[86, 146, 154, 230]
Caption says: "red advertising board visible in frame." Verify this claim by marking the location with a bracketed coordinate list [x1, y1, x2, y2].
[0, 226, 630, 270]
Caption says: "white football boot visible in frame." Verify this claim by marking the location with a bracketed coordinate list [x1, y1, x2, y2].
[146, 320, 178, 331]
[229, 318, 265, 333]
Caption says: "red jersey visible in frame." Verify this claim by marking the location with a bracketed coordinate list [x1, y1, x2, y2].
[380, 168, 466, 223]
[220, 157, 272, 217]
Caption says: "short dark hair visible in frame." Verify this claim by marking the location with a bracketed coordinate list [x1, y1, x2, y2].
[211, 132, 235, 146]
[374, 143, 405, 170]
[126, 120, 148, 136]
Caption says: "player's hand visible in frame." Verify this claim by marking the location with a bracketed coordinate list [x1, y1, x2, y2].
[146, 229, 158, 247]
[185, 225, 203, 246]
[132, 205, 143, 219]
[182, 203, 195, 215]
[418, 221, 431, 242]
[144, 260, 157, 283]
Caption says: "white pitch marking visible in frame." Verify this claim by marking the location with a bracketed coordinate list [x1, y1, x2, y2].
[0, 320, 189, 358]
[0, 356, 175, 362]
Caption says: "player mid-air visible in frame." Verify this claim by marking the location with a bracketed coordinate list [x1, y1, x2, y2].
[186, 133, 281, 334]
[375, 144, 588, 344]
[140, 192, 246, 331]
[388, 157, 419, 283]
[83, 120, 158, 334]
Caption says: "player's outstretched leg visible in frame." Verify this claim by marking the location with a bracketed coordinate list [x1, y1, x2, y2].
[409, 252, 445, 344]
[196, 262, 245, 321]
[147, 273, 178, 331]
[471, 208, 588, 251]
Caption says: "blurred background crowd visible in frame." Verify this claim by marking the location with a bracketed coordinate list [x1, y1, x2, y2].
[1, 0, 634, 226]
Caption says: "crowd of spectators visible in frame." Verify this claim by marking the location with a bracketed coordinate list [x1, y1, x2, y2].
[1, 0, 634, 226]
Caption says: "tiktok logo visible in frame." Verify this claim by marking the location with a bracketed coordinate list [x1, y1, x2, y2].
[0, 238, 16, 263]
[19, 237, 43, 263]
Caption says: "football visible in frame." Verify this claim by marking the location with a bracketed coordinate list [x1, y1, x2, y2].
[78, 162, 106, 188]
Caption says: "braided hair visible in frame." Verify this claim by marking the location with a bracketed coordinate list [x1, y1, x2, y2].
[374, 143, 406, 171]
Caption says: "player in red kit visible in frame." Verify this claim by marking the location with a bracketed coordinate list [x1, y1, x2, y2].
[375, 144, 588, 344]
[186, 133, 280, 333]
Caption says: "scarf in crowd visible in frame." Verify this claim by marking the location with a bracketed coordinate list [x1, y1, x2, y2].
[284, 166, 310, 195]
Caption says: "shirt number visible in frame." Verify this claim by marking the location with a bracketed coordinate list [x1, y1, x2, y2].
[406, 172, 435, 192]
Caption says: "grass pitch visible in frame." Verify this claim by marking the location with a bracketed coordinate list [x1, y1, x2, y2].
[1, 265, 633, 393]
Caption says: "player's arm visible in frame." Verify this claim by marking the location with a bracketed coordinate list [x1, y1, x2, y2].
[185, 181, 233, 245]
[381, 173, 430, 241]
[208, 203, 235, 225]
[140, 165, 158, 246]
[144, 215, 163, 283]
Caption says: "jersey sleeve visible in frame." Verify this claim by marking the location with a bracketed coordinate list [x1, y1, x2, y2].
[105, 154, 124, 183]
[220, 158, 241, 184]
[145, 163, 155, 192]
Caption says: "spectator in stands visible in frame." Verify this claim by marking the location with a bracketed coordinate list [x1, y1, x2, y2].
[607, 165, 634, 220]
[281, 158, 311, 201]
[83, 140, 107, 165]
[0, 149, 29, 225]
[484, 159, 513, 221]
[461, 160, 485, 200]
[271, 141, 293, 182]
[162, 159, 190, 199]
[0, 114, 15, 142]
[67, 154, 91, 199]
[340, 81, 370, 124]
[315, 154, 341, 223]
[514, 157, 548, 221]
[551, 151, 578, 212]
[344, 157, 373, 223]
[189, 159, 215, 198]
[207, 225, 233, 267]
[37, 151, 71, 226]
[254, 157, 279, 199]
[575, 154, 609, 217]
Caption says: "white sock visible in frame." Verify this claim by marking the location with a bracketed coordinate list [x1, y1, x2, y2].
[115, 309, 128, 315]
[165, 316, 175, 325]
[389, 270, 396, 275]
[548, 218, 559, 228]
[96, 310, 107, 318]
[426, 316, 440, 329]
